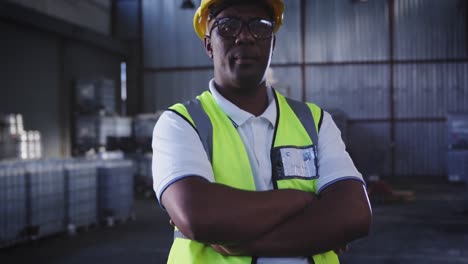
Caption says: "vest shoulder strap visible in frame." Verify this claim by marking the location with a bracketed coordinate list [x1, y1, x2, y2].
[284, 97, 320, 148]
[184, 98, 213, 163]
[169, 98, 213, 163]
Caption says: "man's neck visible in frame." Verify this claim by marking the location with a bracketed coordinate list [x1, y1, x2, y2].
[213, 81, 269, 117]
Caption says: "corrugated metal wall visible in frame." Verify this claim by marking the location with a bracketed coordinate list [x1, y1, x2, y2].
[142, 0, 212, 112]
[306, 65, 390, 119]
[392, 63, 468, 176]
[268, 67, 302, 101]
[142, 0, 210, 68]
[394, 0, 467, 60]
[391, 0, 467, 177]
[271, 0, 301, 64]
[305, 0, 389, 62]
[144, 70, 214, 111]
[395, 122, 446, 176]
[142, 0, 468, 178]
[395, 64, 468, 118]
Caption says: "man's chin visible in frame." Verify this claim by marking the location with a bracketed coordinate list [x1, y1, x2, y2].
[232, 74, 265, 90]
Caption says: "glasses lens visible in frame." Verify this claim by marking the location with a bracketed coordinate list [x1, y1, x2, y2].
[249, 19, 274, 38]
[216, 18, 242, 38]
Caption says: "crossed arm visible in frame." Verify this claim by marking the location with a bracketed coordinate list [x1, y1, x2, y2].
[161, 176, 372, 257]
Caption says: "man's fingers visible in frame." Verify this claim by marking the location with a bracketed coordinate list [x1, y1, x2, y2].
[333, 244, 349, 254]
[211, 244, 244, 256]
[211, 245, 229, 255]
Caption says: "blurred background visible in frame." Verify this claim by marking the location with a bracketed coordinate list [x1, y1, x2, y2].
[0, 0, 467, 263]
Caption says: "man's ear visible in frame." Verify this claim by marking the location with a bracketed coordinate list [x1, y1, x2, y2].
[204, 36, 213, 59]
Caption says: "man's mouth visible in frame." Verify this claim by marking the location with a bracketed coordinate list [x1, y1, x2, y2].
[233, 55, 258, 65]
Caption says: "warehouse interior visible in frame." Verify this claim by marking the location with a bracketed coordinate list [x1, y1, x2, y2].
[1, 0, 467, 263]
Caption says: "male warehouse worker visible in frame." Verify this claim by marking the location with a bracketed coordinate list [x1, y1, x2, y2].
[152, 0, 372, 263]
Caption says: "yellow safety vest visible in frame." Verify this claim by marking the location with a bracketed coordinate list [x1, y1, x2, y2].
[166, 89, 339, 264]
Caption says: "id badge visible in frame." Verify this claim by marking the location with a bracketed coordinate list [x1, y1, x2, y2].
[273, 145, 318, 180]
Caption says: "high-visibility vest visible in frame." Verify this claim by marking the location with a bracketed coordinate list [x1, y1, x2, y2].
[166, 89, 339, 264]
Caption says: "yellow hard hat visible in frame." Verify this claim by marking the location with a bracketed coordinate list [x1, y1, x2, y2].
[193, 0, 284, 40]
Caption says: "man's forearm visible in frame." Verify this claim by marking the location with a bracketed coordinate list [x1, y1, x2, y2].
[162, 177, 316, 244]
[214, 180, 372, 257]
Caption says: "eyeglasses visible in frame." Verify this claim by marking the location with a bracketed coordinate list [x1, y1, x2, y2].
[207, 17, 275, 39]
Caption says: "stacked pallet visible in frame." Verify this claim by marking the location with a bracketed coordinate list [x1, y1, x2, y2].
[0, 158, 135, 248]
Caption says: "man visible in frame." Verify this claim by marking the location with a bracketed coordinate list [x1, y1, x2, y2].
[152, 0, 372, 263]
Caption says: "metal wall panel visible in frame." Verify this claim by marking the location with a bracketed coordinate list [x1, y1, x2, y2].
[348, 122, 392, 177]
[143, 70, 214, 112]
[395, 122, 446, 176]
[65, 42, 121, 82]
[143, 0, 212, 68]
[306, 65, 390, 119]
[395, 63, 468, 118]
[268, 66, 302, 101]
[0, 22, 61, 158]
[305, 0, 389, 62]
[394, 0, 467, 60]
[271, 0, 301, 64]
[7, 0, 112, 35]
[115, 0, 139, 39]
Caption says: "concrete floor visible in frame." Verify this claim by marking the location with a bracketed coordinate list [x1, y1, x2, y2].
[1, 182, 468, 264]
[341, 182, 468, 264]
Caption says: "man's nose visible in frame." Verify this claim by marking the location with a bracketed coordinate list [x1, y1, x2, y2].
[235, 24, 255, 45]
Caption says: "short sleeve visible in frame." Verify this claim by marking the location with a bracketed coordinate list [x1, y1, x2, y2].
[316, 111, 365, 193]
[152, 111, 215, 203]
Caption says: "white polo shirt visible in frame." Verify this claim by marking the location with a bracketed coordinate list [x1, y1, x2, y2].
[152, 79, 364, 264]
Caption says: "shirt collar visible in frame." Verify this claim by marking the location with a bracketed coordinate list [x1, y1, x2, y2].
[208, 79, 277, 127]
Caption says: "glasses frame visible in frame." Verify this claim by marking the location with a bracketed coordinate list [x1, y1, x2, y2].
[206, 17, 275, 40]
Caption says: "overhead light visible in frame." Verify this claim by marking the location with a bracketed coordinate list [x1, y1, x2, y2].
[181, 0, 196, 9]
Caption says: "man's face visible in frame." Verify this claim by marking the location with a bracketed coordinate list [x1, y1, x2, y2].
[204, 4, 275, 91]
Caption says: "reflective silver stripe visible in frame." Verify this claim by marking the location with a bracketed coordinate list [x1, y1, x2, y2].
[174, 230, 187, 240]
[285, 97, 319, 147]
[184, 96, 318, 164]
[184, 98, 213, 163]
